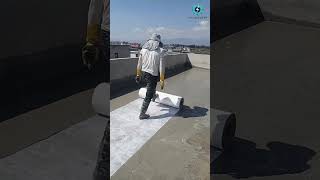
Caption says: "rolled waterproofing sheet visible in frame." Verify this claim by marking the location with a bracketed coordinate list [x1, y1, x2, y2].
[138, 88, 184, 109]
[211, 109, 236, 150]
[92, 83, 109, 116]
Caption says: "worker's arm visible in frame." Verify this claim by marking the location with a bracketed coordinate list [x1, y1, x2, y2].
[159, 52, 165, 89]
[136, 53, 143, 83]
[137, 53, 142, 77]
[86, 0, 104, 45]
[82, 0, 104, 70]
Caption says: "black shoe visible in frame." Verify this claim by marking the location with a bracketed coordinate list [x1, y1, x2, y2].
[139, 113, 150, 120]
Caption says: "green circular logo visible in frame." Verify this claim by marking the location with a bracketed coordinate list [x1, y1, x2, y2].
[192, 4, 204, 16]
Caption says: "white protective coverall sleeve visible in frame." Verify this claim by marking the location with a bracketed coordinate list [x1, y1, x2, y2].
[136, 51, 143, 77]
[86, 0, 109, 44]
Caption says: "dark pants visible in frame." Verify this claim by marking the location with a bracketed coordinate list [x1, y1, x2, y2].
[99, 30, 110, 82]
[141, 72, 158, 114]
[93, 30, 110, 180]
[93, 121, 109, 180]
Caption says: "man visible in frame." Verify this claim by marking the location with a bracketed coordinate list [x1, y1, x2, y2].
[82, 0, 109, 180]
[136, 33, 166, 119]
[83, 0, 109, 76]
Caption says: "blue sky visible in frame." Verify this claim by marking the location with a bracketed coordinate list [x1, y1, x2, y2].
[111, 0, 210, 45]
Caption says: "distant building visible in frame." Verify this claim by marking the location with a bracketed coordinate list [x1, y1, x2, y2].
[172, 47, 183, 52]
[129, 43, 141, 50]
[110, 41, 121, 45]
[110, 41, 129, 45]
[182, 47, 191, 53]
[130, 50, 140, 58]
[110, 45, 130, 59]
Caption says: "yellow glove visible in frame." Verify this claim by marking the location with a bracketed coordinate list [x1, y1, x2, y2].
[82, 42, 99, 70]
[83, 24, 100, 69]
[160, 74, 165, 90]
[135, 69, 142, 84]
[86, 24, 100, 45]
[136, 68, 142, 77]
[160, 80, 164, 90]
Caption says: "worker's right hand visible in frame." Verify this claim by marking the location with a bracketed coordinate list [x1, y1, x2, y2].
[135, 75, 141, 84]
[160, 80, 164, 90]
[160, 73, 165, 90]
[82, 42, 100, 70]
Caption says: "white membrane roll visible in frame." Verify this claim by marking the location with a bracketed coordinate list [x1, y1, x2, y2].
[92, 83, 109, 117]
[211, 109, 236, 150]
[138, 88, 184, 109]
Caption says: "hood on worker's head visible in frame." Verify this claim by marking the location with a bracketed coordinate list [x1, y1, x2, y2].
[142, 33, 163, 51]
[150, 33, 161, 42]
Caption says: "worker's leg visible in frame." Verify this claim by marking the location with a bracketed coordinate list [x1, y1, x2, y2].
[140, 73, 157, 119]
[101, 30, 110, 82]
[93, 120, 109, 180]
[93, 30, 110, 180]
[152, 75, 160, 101]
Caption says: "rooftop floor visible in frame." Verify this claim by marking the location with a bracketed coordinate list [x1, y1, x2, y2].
[111, 68, 210, 180]
[0, 67, 210, 179]
[212, 21, 320, 179]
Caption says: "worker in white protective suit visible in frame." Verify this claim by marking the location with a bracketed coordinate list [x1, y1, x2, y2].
[83, 0, 109, 74]
[82, 0, 109, 180]
[136, 33, 167, 119]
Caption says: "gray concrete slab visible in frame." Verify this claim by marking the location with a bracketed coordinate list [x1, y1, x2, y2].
[0, 88, 107, 180]
[0, 89, 95, 158]
[111, 68, 210, 180]
[212, 21, 320, 179]
[0, 115, 107, 180]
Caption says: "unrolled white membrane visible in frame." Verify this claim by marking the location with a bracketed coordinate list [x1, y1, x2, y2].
[138, 88, 184, 109]
[110, 89, 183, 177]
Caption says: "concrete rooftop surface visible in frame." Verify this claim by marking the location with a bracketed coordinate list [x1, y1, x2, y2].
[0, 54, 210, 180]
[111, 67, 210, 180]
[212, 21, 320, 179]
[0, 89, 107, 180]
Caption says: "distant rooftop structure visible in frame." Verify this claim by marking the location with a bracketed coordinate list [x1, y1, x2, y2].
[130, 50, 140, 58]
[111, 41, 129, 45]
[110, 45, 130, 59]
[129, 43, 140, 50]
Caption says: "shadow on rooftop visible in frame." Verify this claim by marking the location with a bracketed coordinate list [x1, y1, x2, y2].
[147, 105, 208, 120]
[211, 137, 316, 178]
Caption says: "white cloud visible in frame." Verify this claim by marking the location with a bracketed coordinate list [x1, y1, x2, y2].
[116, 21, 210, 43]
[200, 20, 209, 26]
[155, 27, 165, 31]
[145, 26, 185, 39]
[133, 27, 143, 32]
[192, 20, 209, 31]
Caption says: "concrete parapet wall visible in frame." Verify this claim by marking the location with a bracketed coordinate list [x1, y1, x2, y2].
[187, 53, 210, 69]
[212, 0, 320, 42]
[111, 54, 192, 82]
[110, 54, 192, 97]
[110, 57, 139, 81]
[212, 0, 264, 41]
[258, 0, 320, 26]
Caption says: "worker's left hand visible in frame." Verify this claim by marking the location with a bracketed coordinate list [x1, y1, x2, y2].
[135, 75, 141, 84]
[82, 42, 100, 70]
[160, 80, 164, 90]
